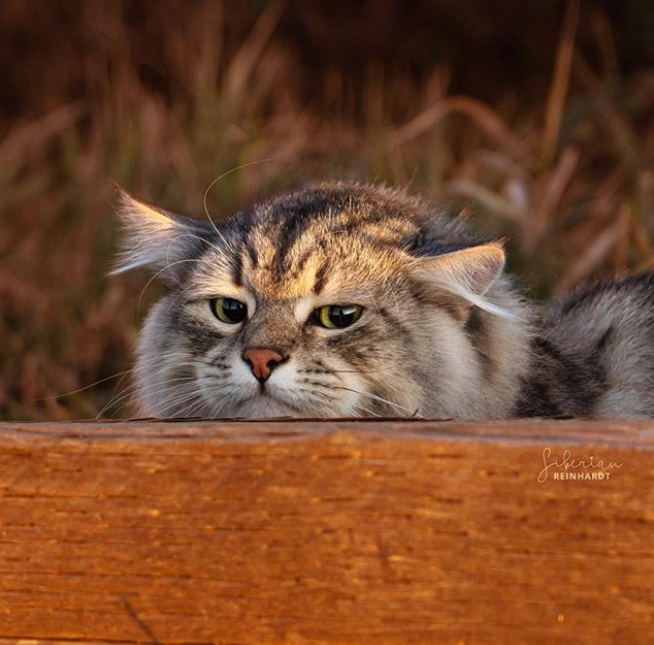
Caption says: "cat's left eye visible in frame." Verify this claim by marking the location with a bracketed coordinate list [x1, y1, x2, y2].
[210, 297, 248, 324]
[311, 304, 363, 329]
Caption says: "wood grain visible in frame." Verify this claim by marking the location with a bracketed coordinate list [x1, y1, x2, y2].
[0, 418, 652, 644]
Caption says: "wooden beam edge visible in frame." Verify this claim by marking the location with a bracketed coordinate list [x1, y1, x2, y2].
[1, 418, 653, 448]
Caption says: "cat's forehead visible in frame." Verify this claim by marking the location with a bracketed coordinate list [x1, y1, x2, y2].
[193, 193, 416, 299]
[226, 231, 402, 300]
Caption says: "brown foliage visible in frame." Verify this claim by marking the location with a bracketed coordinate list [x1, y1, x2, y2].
[0, 0, 653, 419]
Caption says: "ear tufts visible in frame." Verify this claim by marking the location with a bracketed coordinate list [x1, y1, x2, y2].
[111, 185, 212, 279]
[410, 242, 514, 318]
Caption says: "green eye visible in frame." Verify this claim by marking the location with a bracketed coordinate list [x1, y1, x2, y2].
[210, 297, 248, 324]
[311, 304, 363, 329]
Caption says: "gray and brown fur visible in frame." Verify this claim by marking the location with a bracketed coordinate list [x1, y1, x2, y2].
[114, 182, 654, 419]
[516, 275, 654, 417]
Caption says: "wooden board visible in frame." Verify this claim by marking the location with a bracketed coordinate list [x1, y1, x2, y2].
[0, 418, 652, 644]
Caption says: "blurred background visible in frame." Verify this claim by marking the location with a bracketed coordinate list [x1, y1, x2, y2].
[1, 0, 653, 420]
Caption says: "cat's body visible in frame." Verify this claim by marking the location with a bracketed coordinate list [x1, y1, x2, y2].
[518, 275, 654, 417]
[114, 182, 654, 419]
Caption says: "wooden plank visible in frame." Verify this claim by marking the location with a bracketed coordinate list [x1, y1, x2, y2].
[0, 419, 652, 644]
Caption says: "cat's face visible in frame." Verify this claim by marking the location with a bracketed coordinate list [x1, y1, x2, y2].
[115, 183, 507, 418]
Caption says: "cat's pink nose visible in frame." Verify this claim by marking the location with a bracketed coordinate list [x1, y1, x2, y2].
[243, 348, 286, 383]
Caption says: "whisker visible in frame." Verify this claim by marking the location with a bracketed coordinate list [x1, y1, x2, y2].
[143, 380, 206, 417]
[37, 369, 133, 401]
[158, 396, 202, 418]
[165, 282, 207, 313]
[134, 228, 247, 319]
[334, 386, 425, 419]
[324, 366, 396, 375]
[96, 375, 196, 419]
[202, 159, 274, 239]
[137, 255, 207, 316]
[48, 348, 198, 406]
[157, 388, 204, 416]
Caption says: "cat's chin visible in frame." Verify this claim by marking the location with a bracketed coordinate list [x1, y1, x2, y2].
[230, 394, 305, 419]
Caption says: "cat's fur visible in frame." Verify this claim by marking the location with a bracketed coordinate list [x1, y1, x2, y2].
[113, 182, 654, 419]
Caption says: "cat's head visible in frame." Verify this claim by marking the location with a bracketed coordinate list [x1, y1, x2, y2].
[114, 182, 515, 419]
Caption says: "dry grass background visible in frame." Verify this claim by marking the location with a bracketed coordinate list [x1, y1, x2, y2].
[1, 0, 653, 420]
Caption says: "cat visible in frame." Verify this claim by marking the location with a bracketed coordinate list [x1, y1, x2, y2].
[113, 181, 654, 419]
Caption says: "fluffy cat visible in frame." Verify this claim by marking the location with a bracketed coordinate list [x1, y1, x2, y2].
[113, 182, 654, 419]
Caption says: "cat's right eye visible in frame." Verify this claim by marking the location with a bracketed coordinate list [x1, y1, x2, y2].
[311, 304, 363, 329]
[210, 297, 248, 324]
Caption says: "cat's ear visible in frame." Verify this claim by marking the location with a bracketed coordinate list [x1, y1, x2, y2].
[410, 243, 509, 317]
[112, 187, 212, 278]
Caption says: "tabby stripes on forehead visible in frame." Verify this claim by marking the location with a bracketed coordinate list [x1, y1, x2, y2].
[231, 249, 244, 287]
[245, 238, 259, 269]
[312, 263, 329, 294]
